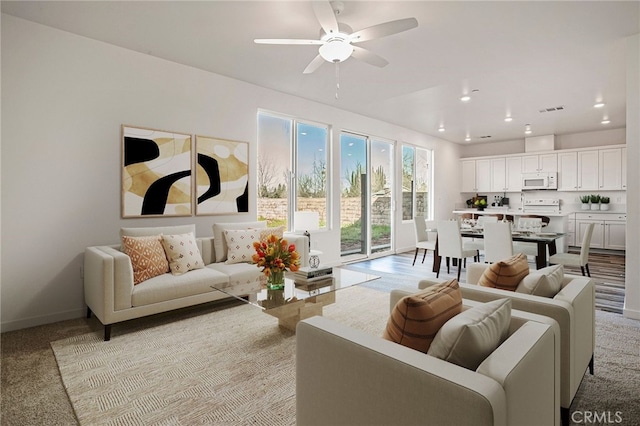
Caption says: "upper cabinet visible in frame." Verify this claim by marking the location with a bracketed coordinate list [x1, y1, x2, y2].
[522, 153, 557, 173]
[462, 159, 491, 192]
[461, 145, 625, 193]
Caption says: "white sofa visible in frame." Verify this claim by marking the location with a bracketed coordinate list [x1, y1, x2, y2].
[84, 223, 308, 340]
[297, 295, 560, 426]
[418, 263, 595, 425]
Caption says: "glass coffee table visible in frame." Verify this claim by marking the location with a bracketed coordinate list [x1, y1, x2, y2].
[212, 268, 379, 331]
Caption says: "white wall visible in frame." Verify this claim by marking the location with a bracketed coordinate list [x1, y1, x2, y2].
[624, 34, 639, 320]
[0, 15, 459, 331]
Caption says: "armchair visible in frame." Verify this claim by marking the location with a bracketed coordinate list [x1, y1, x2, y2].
[296, 296, 560, 426]
[419, 263, 595, 425]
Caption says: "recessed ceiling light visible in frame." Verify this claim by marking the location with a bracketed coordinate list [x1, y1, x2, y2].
[524, 124, 532, 134]
[465, 136, 471, 142]
[504, 116, 513, 122]
[460, 95, 471, 102]
[601, 119, 611, 124]
[594, 102, 605, 108]
[438, 126, 445, 132]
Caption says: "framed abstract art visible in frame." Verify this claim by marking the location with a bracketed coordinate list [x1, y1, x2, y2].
[195, 135, 249, 215]
[121, 125, 192, 218]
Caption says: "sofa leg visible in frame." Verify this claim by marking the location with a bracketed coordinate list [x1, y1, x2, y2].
[104, 325, 112, 341]
[589, 353, 594, 375]
[561, 407, 570, 426]
[87, 307, 92, 319]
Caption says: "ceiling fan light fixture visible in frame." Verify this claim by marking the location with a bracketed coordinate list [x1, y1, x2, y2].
[319, 39, 353, 62]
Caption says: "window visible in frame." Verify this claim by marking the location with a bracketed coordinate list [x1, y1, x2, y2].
[402, 145, 432, 220]
[257, 111, 328, 230]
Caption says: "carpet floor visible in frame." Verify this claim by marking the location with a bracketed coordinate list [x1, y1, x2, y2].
[2, 273, 639, 425]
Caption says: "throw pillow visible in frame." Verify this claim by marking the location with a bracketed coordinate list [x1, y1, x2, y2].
[160, 232, 205, 275]
[212, 222, 267, 263]
[478, 253, 529, 291]
[383, 279, 462, 353]
[224, 229, 262, 264]
[516, 264, 564, 297]
[121, 235, 170, 285]
[428, 298, 512, 370]
[259, 226, 285, 242]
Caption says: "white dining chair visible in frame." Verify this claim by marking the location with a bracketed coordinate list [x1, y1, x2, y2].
[483, 222, 514, 263]
[436, 220, 477, 280]
[549, 223, 595, 276]
[412, 216, 437, 266]
[463, 215, 499, 261]
[513, 217, 544, 258]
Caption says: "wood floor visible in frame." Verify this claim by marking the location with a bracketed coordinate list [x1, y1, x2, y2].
[348, 248, 626, 314]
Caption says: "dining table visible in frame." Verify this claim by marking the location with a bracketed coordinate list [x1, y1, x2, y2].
[431, 227, 565, 272]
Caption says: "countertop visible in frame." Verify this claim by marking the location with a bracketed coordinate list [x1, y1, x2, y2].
[453, 209, 570, 217]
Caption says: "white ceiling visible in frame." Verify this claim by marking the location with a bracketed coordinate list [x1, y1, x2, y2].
[3, 1, 638, 144]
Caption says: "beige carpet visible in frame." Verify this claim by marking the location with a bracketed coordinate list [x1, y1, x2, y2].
[51, 286, 390, 425]
[51, 285, 640, 425]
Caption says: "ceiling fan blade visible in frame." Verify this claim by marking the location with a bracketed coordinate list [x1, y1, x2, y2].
[351, 46, 389, 68]
[254, 38, 323, 45]
[350, 17, 418, 43]
[312, 1, 339, 35]
[303, 54, 326, 74]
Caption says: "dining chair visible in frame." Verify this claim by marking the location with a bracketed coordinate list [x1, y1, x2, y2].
[436, 220, 477, 280]
[549, 223, 595, 276]
[513, 217, 544, 258]
[483, 222, 514, 263]
[463, 215, 499, 261]
[412, 216, 437, 266]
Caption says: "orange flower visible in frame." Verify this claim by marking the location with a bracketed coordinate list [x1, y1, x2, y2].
[253, 233, 300, 278]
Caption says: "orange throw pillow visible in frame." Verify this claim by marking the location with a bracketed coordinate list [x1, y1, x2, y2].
[383, 279, 463, 353]
[478, 253, 530, 291]
[121, 235, 170, 285]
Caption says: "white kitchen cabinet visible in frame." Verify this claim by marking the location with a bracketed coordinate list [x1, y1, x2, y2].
[575, 212, 626, 250]
[558, 151, 578, 191]
[522, 153, 557, 173]
[577, 150, 599, 191]
[505, 156, 523, 191]
[461, 158, 491, 192]
[599, 148, 623, 190]
[490, 158, 506, 192]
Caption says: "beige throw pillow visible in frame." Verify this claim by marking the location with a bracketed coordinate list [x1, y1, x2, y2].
[516, 264, 564, 297]
[224, 229, 262, 264]
[428, 298, 512, 370]
[259, 226, 285, 242]
[121, 235, 170, 285]
[478, 253, 530, 291]
[212, 222, 267, 263]
[160, 232, 205, 275]
[383, 279, 462, 353]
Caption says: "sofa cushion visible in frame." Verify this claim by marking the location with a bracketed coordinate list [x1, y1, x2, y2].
[259, 226, 285, 242]
[478, 253, 529, 291]
[516, 264, 564, 297]
[161, 232, 205, 275]
[383, 279, 462, 353]
[131, 268, 228, 307]
[213, 222, 267, 263]
[121, 224, 196, 241]
[224, 229, 262, 264]
[207, 262, 264, 288]
[121, 235, 170, 285]
[427, 298, 511, 370]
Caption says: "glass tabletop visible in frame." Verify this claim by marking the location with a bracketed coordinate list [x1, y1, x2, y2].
[211, 267, 380, 312]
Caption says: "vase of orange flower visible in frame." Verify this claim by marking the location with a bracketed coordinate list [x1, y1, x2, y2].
[253, 235, 300, 290]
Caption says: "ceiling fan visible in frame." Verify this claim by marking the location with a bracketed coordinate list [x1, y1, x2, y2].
[254, 1, 418, 74]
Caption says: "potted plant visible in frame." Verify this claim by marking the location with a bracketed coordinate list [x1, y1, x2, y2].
[580, 195, 590, 210]
[589, 194, 601, 210]
[600, 196, 610, 211]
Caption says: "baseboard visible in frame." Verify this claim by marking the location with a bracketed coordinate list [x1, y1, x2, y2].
[0, 308, 85, 333]
[622, 307, 640, 320]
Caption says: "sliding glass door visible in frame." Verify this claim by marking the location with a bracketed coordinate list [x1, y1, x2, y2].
[340, 132, 393, 259]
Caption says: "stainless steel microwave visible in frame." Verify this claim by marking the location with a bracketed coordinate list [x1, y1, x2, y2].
[522, 172, 558, 190]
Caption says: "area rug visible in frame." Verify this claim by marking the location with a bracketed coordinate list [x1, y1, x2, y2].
[52, 285, 640, 425]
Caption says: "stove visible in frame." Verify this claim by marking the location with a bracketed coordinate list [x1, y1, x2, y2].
[523, 198, 560, 214]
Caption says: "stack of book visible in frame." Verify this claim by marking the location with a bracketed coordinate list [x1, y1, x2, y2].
[293, 266, 333, 284]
